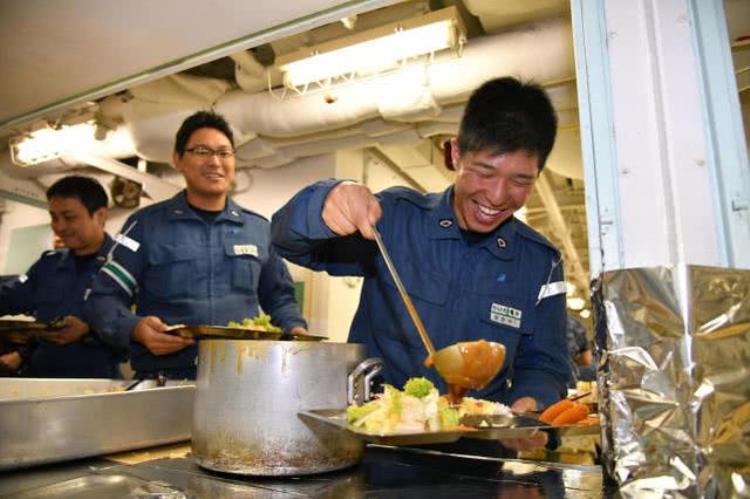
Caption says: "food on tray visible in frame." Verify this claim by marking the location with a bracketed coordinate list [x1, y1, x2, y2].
[458, 397, 513, 418]
[539, 399, 591, 425]
[227, 312, 282, 333]
[346, 377, 513, 434]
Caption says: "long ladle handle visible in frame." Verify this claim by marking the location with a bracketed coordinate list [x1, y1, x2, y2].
[372, 225, 437, 357]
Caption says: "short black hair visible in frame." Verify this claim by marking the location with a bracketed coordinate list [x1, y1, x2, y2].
[457, 77, 557, 171]
[46, 176, 108, 215]
[174, 110, 234, 157]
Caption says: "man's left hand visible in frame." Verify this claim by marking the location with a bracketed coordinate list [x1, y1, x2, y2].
[511, 396, 538, 414]
[39, 316, 90, 345]
[499, 396, 548, 450]
[289, 326, 309, 336]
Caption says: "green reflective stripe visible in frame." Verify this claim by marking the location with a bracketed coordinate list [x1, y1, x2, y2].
[101, 261, 136, 296]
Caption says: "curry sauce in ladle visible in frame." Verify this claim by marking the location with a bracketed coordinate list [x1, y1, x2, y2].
[372, 226, 505, 403]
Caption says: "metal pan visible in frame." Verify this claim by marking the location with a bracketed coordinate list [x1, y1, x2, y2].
[460, 414, 601, 438]
[299, 409, 477, 446]
[165, 324, 326, 341]
[0, 318, 66, 342]
[0, 318, 66, 333]
[300, 409, 601, 446]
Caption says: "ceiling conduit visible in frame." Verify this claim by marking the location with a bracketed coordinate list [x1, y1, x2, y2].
[110, 18, 579, 175]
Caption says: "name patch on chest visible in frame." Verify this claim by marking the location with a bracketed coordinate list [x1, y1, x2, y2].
[490, 303, 522, 329]
[234, 244, 258, 257]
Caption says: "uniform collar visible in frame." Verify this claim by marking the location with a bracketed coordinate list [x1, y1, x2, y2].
[56, 233, 113, 269]
[166, 190, 243, 224]
[425, 186, 517, 260]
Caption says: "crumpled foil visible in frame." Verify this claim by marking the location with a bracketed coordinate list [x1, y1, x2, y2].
[594, 265, 750, 498]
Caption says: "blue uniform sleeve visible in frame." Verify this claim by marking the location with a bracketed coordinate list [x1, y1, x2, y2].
[0, 265, 39, 316]
[257, 246, 307, 333]
[83, 216, 145, 351]
[271, 179, 378, 277]
[506, 259, 571, 409]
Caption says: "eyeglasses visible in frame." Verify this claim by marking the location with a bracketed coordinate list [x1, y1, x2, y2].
[185, 145, 235, 160]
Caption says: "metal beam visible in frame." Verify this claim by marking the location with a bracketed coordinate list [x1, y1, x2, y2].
[534, 171, 590, 292]
[64, 153, 180, 201]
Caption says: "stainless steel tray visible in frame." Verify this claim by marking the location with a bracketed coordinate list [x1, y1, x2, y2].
[460, 413, 601, 439]
[300, 409, 601, 446]
[166, 324, 327, 341]
[299, 409, 478, 445]
[0, 378, 195, 470]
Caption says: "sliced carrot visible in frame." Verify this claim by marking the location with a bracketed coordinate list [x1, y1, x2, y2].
[539, 399, 574, 424]
[551, 403, 589, 425]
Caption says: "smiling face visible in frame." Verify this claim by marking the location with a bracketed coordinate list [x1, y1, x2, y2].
[48, 196, 106, 255]
[173, 127, 235, 209]
[450, 138, 539, 234]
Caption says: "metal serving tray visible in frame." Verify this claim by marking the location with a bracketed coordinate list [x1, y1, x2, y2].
[299, 409, 600, 446]
[0, 378, 195, 470]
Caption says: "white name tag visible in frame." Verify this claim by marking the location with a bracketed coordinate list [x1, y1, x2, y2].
[490, 303, 522, 329]
[538, 281, 567, 300]
[234, 244, 258, 257]
[115, 233, 140, 252]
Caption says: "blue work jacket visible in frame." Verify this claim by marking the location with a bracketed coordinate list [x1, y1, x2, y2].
[84, 191, 306, 378]
[272, 180, 570, 408]
[0, 235, 121, 378]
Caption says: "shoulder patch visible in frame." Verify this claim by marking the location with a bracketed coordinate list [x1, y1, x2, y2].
[515, 219, 560, 254]
[239, 207, 269, 223]
[380, 187, 440, 210]
[41, 248, 66, 259]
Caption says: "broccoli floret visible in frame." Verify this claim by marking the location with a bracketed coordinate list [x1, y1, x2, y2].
[403, 377, 435, 399]
[439, 406, 460, 428]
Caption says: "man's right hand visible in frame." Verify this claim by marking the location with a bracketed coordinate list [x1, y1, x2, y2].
[132, 316, 194, 356]
[322, 182, 382, 240]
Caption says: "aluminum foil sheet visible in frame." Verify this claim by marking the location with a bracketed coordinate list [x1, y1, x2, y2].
[594, 265, 750, 498]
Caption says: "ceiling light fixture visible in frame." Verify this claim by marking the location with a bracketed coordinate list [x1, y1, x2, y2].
[277, 7, 465, 89]
[9, 121, 135, 166]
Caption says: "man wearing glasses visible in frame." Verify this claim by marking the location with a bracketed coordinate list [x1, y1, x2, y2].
[84, 111, 307, 379]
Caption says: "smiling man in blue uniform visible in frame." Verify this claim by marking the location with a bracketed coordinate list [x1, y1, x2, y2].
[0, 176, 122, 378]
[84, 111, 307, 379]
[272, 77, 571, 413]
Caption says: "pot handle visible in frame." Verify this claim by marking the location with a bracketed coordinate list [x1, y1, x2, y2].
[347, 357, 383, 406]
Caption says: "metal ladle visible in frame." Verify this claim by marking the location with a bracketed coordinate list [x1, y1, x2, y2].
[371, 225, 506, 400]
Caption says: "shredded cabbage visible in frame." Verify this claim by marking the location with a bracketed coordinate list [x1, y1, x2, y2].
[347, 379, 455, 434]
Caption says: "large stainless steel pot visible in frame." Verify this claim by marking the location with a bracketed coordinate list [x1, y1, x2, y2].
[192, 339, 381, 476]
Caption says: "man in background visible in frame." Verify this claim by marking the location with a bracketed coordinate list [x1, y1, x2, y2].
[85, 110, 306, 379]
[0, 176, 122, 377]
[566, 314, 593, 386]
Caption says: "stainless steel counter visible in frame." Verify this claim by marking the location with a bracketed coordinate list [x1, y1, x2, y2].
[0, 444, 614, 498]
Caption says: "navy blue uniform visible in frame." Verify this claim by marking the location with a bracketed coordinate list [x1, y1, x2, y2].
[0, 236, 122, 378]
[84, 191, 306, 378]
[272, 180, 570, 408]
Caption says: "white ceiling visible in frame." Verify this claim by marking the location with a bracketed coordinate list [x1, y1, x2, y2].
[0, 0, 393, 129]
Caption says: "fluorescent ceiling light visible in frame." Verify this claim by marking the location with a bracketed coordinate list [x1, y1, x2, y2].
[278, 7, 465, 88]
[10, 122, 135, 166]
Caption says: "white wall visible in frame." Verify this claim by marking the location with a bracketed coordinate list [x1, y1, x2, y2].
[0, 201, 51, 274]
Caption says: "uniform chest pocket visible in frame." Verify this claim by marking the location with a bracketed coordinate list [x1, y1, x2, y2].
[379, 259, 448, 305]
[145, 245, 201, 299]
[224, 241, 263, 292]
